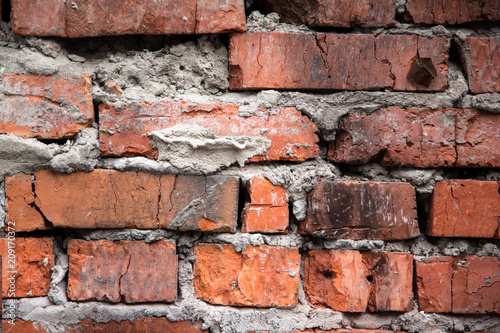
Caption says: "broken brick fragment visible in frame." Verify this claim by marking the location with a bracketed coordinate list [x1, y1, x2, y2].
[329, 107, 500, 168]
[229, 32, 449, 91]
[242, 177, 289, 233]
[428, 180, 500, 238]
[415, 256, 500, 313]
[8, 170, 239, 232]
[0, 238, 54, 298]
[99, 100, 319, 162]
[68, 240, 177, 303]
[458, 37, 500, 93]
[304, 250, 413, 312]
[257, 0, 396, 28]
[194, 244, 300, 307]
[0, 74, 93, 139]
[12, 0, 245, 37]
[406, 0, 500, 24]
[300, 180, 419, 240]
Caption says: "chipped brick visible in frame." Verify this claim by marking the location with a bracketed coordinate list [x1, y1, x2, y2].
[300, 180, 419, 240]
[406, 0, 500, 24]
[305, 250, 413, 312]
[68, 240, 177, 303]
[0, 74, 93, 139]
[229, 32, 449, 91]
[194, 244, 300, 307]
[428, 180, 500, 238]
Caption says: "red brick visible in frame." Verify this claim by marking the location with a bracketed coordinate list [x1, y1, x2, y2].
[459, 37, 500, 93]
[68, 240, 177, 303]
[2, 319, 208, 332]
[304, 250, 413, 312]
[0, 238, 54, 298]
[300, 180, 419, 240]
[406, 0, 500, 24]
[5, 174, 46, 232]
[229, 32, 449, 91]
[415, 256, 500, 313]
[194, 244, 300, 307]
[0, 74, 93, 139]
[12, 0, 244, 37]
[99, 100, 319, 162]
[242, 177, 289, 233]
[258, 0, 396, 27]
[329, 107, 500, 168]
[428, 180, 500, 238]
[10, 170, 238, 232]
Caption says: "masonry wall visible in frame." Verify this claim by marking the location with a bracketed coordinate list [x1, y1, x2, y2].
[0, 0, 499, 332]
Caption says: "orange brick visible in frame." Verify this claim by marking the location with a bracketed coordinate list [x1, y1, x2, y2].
[9, 170, 239, 232]
[194, 244, 300, 307]
[99, 100, 319, 162]
[428, 180, 500, 238]
[415, 256, 500, 313]
[12, 0, 245, 37]
[305, 250, 413, 312]
[300, 180, 419, 240]
[68, 240, 177, 303]
[0, 74, 93, 139]
[329, 108, 500, 168]
[229, 33, 449, 91]
[0, 238, 54, 298]
[459, 37, 500, 93]
[259, 0, 396, 27]
[406, 0, 500, 24]
[242, 177, 289, 233]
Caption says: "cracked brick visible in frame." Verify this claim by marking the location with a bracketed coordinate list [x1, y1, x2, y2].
[304, 250, 413, 312]
[458, 37, 500, 93]
[193, 244, 300, 307]
[99, 100, 319, 162]
[428, 180, 500, 238]
[0, 74, 93, 139]
[415, 256, 500, 314]
[258, 0, 396, 28]
[241, 177, 289, 233]
[7, 170, 239, 232]
[406, 0, 500, 25]
[299, 180, 419, 240]
[68, 240, 177, 303]
[229, 32, 449, 91]
[329, 107, 500, 168]
[11, 0, 245, 37]
[0, 238, 54, 298]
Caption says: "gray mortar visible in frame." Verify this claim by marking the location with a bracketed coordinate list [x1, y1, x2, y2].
[0, 180, 5, 228]
[50, 127, 100, 173]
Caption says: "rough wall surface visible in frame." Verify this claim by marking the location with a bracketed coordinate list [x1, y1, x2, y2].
[1, 1, 500, 333]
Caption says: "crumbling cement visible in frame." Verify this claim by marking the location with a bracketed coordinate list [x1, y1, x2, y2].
[150, 124, 271, 174]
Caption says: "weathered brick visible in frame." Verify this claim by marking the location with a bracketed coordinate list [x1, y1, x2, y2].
[5, 174, 46, 232]
[229, 33, 449, 91]
[68, 240, 177, 303]
[415, 256, 500, 313]
[300, 180, 419, 240]
[194, 244, 300, 307]
[329, 107, 500, 168]
[12, 0, 245, 37]
[242, 177, 289, 233]
[305, 250, 413, 312]
[99, 100, 319, 162]
[406, 0, 500, 24]
[2, 318, 208, 332]
[10, 170, 238, 232]
[458, 37, 500, 93]
[0, 238, 54, 298]
[428, 180, 500, 238]
[258, 0, 396, 27]
[0, 74, 93, 139]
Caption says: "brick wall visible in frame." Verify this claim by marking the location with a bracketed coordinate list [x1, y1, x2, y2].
[0, 0, 499, 332]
